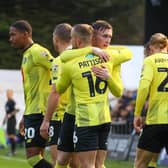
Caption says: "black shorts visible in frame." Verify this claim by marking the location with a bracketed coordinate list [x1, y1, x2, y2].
[7, 117, 16, 135]
[47, 120, 61, 146]
[57, 113, 75, 152]
[138, 124, 168, 154]
[24, 114, 47, 148]
[74, 123, 111, 152]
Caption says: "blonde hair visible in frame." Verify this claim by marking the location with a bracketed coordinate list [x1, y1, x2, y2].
[149, 33, 168, 49]
[72, 24, 93, 44]
[144, 42, 151, 57]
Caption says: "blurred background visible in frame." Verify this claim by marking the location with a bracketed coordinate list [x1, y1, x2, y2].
[0, 0, 144, 70]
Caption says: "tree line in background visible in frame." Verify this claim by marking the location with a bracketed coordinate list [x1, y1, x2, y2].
[0, 0, 144, 69]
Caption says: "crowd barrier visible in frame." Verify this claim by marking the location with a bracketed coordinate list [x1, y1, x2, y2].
[107, 122, 168, 166]
[107, 122, 138, 161]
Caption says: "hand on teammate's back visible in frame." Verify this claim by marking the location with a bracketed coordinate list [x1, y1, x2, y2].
[91, 65, 110, 80]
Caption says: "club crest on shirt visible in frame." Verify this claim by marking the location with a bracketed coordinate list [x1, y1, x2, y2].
[85, 54, 94, 59]
[40, 51, 48, 57]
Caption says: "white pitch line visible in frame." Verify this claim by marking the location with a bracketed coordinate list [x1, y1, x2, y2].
[0, 155, 27, 162]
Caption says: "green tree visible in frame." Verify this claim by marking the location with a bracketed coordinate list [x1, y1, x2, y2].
[0, 0, 144, 69]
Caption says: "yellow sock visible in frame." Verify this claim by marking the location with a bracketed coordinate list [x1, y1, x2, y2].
[55, 163, 68, 168]
[27, 154, 43, 167]
[102, 164, 106, 168]
[148, 161, 157, 168]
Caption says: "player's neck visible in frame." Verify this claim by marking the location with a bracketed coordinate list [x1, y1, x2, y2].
[23, 38, 34, 51]
[79, 43, 91, 48]
[59, 43, 71, 53]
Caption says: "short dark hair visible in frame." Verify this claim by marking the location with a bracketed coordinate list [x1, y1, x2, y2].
[92, 20, 112, 31]
[11, 20, 32, 35]
[53, 23, 72, 43]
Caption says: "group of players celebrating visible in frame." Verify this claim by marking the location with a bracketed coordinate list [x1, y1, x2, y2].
[9, 19, 168, 168]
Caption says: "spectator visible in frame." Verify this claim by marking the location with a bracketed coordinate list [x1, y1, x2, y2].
[110, 90, 135, 134]
[3, 89, 19, 156]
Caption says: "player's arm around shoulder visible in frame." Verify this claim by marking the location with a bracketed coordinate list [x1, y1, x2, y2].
[60, 46, 110, 63]
[107, 45, 133, 64]
[118, 46, 132, 61]
[60, 47, 92, 62]
[106, 60, 123, 97]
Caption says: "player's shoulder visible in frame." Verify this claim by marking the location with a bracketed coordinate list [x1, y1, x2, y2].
[30, 43, 51, 56]
[154, 52, 168, 58]
[108, 45, 130, 51]
[105, 46, 122, 59]
[149, 52, 168, 63]
[29, 43, 53, 63]
[145, 53, 160, 61]
[61, 52, 88, 63]
[108, 45, 132, 56]
[144, 55, 153, 64]
[60, 47, 92, 63]
[144, 53, 161, 66]
[30, 43, 46, 51]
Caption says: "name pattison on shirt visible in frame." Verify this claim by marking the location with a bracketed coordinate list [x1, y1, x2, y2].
[78, 57, 103, 69]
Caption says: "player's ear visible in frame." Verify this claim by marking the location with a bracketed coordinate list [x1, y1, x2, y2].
[23, 31, 30, 38]
[76, 38, 82, 47]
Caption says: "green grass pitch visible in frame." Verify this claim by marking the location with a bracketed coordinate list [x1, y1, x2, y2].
[0, 146, 166, 168]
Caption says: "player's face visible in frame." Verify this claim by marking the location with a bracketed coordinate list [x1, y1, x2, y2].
[9, 27, 26, 49]
[6, 89, 13, 99]
[92, 28, 112, 49]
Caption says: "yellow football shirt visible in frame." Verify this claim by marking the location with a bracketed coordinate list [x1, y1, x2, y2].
[51, 57, 71, 120]
[65, 87, 76, 116]
[59, 46, 132, 97]
[55, 53, 113, 127]
[134, 53, 168, 124]
[105, 46, 132, 96]
[21, 43, 53, 115]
